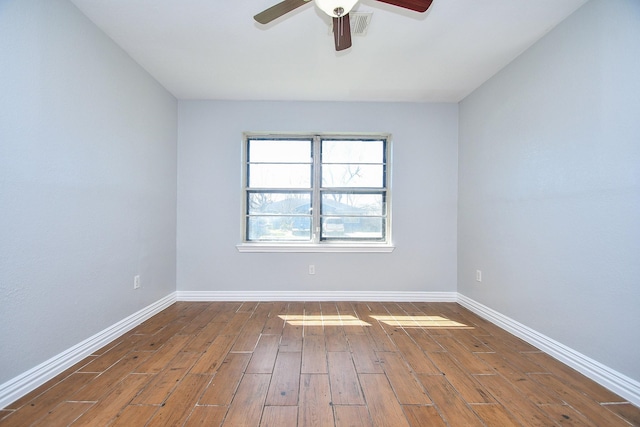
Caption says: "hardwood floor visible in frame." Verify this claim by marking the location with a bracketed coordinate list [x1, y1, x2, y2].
[1, 301, 639, 426]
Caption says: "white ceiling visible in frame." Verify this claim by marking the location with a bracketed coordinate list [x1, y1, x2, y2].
[69, 0, 588, 102]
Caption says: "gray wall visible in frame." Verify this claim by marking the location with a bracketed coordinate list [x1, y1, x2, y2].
[458, 0, 640, 381]
[0, 0, 178, 383]
[177, 101, 458, 294]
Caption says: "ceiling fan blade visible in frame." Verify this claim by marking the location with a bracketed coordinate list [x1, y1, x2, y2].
[254, 0, 310, 24]
[333, 14, 352, 51]
[373, 0, 433, 13]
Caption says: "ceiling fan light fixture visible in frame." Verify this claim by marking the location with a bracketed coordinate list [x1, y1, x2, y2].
[315, 0, 359, 17]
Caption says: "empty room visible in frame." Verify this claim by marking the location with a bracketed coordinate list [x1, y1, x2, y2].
[1, 0, 639, 425]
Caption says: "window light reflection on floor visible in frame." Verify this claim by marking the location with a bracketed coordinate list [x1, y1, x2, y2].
[371, 315, 473, 329]
[279, 315, 370, 326]
[278, 314, 472, 329]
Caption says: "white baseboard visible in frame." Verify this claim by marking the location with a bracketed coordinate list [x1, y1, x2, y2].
[0, 292, 177, 410]
[457, 293, 640, 408]
[176, 290, 458, 302]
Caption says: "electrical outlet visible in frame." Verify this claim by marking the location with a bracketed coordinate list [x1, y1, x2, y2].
[134, 275, 141, 289]
[475, 270, 482, 282]
[308, 264, 315, 275]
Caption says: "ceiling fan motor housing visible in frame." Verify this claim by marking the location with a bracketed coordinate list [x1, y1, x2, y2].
[315, 0, 359, 17]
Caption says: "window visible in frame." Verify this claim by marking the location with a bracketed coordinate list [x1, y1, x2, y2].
[239, 133, 392, 252]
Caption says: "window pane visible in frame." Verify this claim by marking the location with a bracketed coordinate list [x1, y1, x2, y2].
[249, 164, 311, 188]
[243, 134, 390, 245]
[322, 193, 384, 215]
[322, 164, 384, 187]
[322, 140, 384, 163]
[248, 192, 311, 214]
[247, 216, 311, 241]
[321, 216, 385, 240]
[249, 139, 312, 163]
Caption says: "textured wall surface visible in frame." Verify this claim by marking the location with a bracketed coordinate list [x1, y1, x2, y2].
[0, 0, 178, 384]
[458, 0, 640, 381]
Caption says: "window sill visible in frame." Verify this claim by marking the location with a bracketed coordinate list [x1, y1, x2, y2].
[236, 243, 395, 253]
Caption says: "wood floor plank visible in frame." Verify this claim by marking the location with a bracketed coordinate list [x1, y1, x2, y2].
[377, 352, 431, 405]
[72, 352, 150, 401]
[359, 309, 397, 352]
[134, 320, 188, 352]
[433, 335, 494, 375]
[449, 330, 493, 352]
[529, 373, 631, 427]
[233, 306, 270, 349]
[325, 324, 350, 352]
[177, 302, 223, 336]
[223, 373, 271, 426]
[133, 334, 192, 373]
[217, 311, 252, 337]
[280, 320, 303, 352]
[182, 321, 224, 353]
[132, 351, 201, 404]
[108, 405, 160, 427]
[402, 405, 447, 427]
[262, 311, 285, 335]
[280, 303, 304, 352]
[184, 405, 228, 427]
[428, 351, 494, 404]
[302, 334, 328, 374]
[71, 373, 152, 426]
[3, 356, 97, 411]
[347, 334, 383, 374]
[299, 374, 334, 427]
[479, 329, 538, 352]
[238, 301, 259, 312]
[322, 302, 350, 352]
[390, 333, 440, 374]
[231, 318, 264, 352]
[473, 373, 557, 426]
[603, 403, 640, 426]
[210, 302, 242, 323]
[475, 351, 563, 405]
[0, 372, 97, 427]
[479, 335, 548, 373]
[246, 334, 280, 374]
[260, 406, 298, 427]
[199, 353, 251, 405]
[525, 352, 628, 403]
[30, 401, 93, 427]
[146, 374, 211, 427]
[416, 374, 485, 427]
[359, 373, 410, 427]
[538, 404, 599, 427]
[78, 338, 140, 373]
[336, 302, 367, 335]
[470, 404, 522, 427]
[403, 327, 444, 353]
[334, 405, 373, 427]
[265, 351, 301, 406]
[304, 301, 325, 336]
[190, 334, 237, 374]
[327, 351, 365, 405]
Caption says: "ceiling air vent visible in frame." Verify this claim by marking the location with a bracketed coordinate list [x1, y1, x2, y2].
[330, 12, 373, 36]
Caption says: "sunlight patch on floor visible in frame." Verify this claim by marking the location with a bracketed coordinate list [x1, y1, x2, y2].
[370, 315, 473, 329]
[279, 314, 371, 326]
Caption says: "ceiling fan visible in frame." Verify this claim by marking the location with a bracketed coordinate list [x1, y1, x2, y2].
[254, 0, 433, 51]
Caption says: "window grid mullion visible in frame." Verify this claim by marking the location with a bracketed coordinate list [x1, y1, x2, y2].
[312, 136, 322, 243]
